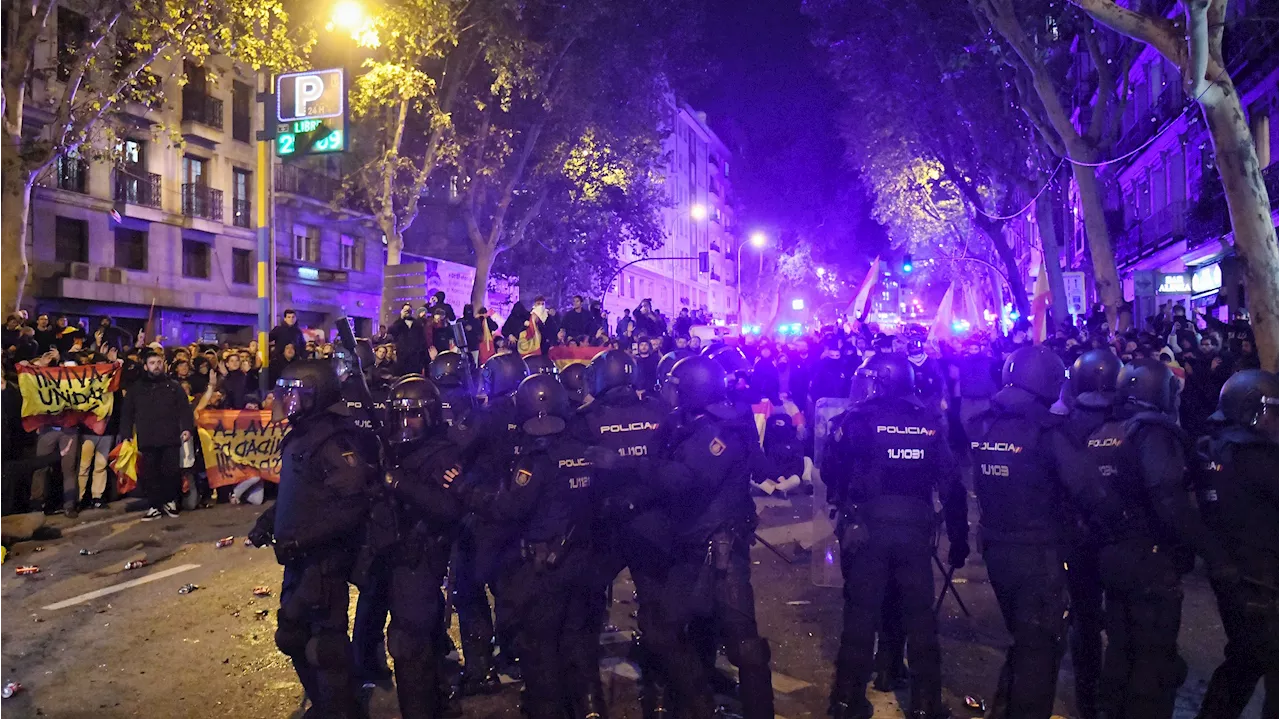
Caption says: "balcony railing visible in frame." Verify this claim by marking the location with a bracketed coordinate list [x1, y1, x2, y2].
[1186, 164, 1279, 250]
[275, 163, 343, 202]
[182, 184, 224, 222]
[1114, 199, 1189, 265]
[113, 170, 161, 208]
[1115, 83, 1184, 158]
[39, 156, 89, 193]
[182, 92, 224, 130]
[232, 198, 252, 228]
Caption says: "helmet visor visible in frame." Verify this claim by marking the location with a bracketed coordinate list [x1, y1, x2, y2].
[1254, 396, 1279, 443]
[272, 378, 311, 421]
[850, 367, 880, 405]
[387, 397, 430, 444]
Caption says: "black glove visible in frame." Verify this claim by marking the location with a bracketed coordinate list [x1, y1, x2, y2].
[247, 525, 273, 548]
[948, 541, 970, 570]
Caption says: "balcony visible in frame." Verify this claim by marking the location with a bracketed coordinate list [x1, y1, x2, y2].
[1187, 163, 1280, 250]
[181, 92, 224, 145]
[1114, 199, 1189, 266]
[710, 271, 722, 282]
[275, 163, 343, 203]
[710, 241, 721, 252]
[232, 199, 252, 228]
[182, 184, 223, 223]
[113, 170, 161, 209]
[1115, 83, 1184, 159]
[38, 157, 88, 194]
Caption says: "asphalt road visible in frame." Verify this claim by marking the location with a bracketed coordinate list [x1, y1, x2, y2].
[0, 495, 1265, 719]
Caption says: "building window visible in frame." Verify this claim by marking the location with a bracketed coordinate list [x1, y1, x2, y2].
[182, 155, 207, 185]
[292, 224, 320, 263]
[182, 239, 211, 279]
[55, 216, 89, 263]
[57, 8, 86, 82]
[340, 234, 364, 271]
[232, 169, 252, 228]
[113, 227, 147, 271]
[232, 80, 252, 143]
[54, 152, 88, 193]
[232, 248, 253, 284]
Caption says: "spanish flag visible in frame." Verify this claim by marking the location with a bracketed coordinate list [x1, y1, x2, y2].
[478, 318, 496, 365]
[846, 256, 881, 322]
[1030, 262, 1051, 344]
[516, 316, 542, 357]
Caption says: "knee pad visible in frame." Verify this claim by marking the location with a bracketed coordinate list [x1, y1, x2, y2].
[388, 626, 431, 663]
[275, 622, 309, 659]
[305, 630, 351, 670]
[726, 637, 770, 668]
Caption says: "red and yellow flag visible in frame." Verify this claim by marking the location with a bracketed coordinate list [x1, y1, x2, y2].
[478, 318, 496, 365]
[1030, 262, 1051, 344]
[517, 316, 542, 357]
[846, 256, 881, 321]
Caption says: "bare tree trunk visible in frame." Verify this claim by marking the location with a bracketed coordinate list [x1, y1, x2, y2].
[1037, 180, 1071, 328]
[976, 218, 1032, 317]
[1, 156, 33, 314]
[1203, 98, 1279, 370]
[470, 243, 494, 311]
[1070, 161, 1128, 329]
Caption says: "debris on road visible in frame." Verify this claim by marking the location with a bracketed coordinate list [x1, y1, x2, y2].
[15, 566, 40, 575]
[215, 537, 235, 549]
[785, 600, 811, 606]
[178, 584, 200, 595]
[251, 586, 271, 597]
[964, 694, 986, 712]
[33, 546, 44, 552]
[243, 538, 254, 547]
[255, 609, 270, 620]
[79, 549, 99, 556]
[123, 560, 147, 571]
[2, 682, 23, 698]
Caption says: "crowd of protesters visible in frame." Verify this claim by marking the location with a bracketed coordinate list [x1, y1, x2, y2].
[0, 291, 1261, 532]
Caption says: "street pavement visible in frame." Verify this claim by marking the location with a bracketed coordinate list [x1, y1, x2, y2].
[0, 494, 1265, 718]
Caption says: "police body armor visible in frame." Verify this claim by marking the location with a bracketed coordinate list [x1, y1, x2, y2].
[968, 397, 1063, 544]
[661, 405, 761, 549]
[830, 397, 942, 530]
[513, 437, 595, 570]
[1078, 418, 1147, 546]
[439, 385, 474, 428]
[579, 389, 668, 541]
[390, 435, 466, 565]
[343, 376, 388, 434]
[274, 413, 371, 559]
[456, 394, 525, 577]
[1197, 428, 1279, 558]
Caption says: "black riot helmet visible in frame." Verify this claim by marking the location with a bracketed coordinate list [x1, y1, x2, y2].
[708, 345, 751, 377]
[560, 362, 588, 406]
[330, 345, 356, 384]
[481, 352, 529, 399]
[272, 359, 342, 422]
[849, 353, 915, 404]
[1210, 369, 1278, 442]
[524, 353, 559, 378]
[657, 350, 693, 387]
[1002, 345, 1067, 403]
[662, 355, 728, 411]
[589, 349, 635, 396]
[386, 375, 444, 444]
[1118, 358, 1177, 413]
[430, 351, 467, 388]
[1070, 349, 1123, 409]
[515, 373, 569, 436]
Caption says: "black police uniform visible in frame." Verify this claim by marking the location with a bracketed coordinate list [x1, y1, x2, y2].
[1195, 426, 1278, 718]
[439, 384, 474, 427]
[377, 433, 466, 718]
[646, 402, 774, 719]
[965, 386, 1069, 719]
[450, 393, 524, 687]
[824, 395, 966, 718]
[1084, 406, 1232, 719]
[455, 432, 602, 719]
[575, 386, 671, 715]
[273, 409, 377, 719]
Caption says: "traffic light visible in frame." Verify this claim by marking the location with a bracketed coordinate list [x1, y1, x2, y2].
[901, 254, 914, 274]
[698, 251, 710, 273]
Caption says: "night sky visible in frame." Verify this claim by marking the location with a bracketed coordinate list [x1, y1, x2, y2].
[689, 0, 883, 264]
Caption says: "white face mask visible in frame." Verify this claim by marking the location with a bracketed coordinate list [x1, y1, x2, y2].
[532, 304, 548, 322]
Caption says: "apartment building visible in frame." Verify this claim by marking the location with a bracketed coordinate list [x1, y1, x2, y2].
[1061, 0, 1278, 323]
[24, 7, 383, 345]
[603, 101, 742, 324]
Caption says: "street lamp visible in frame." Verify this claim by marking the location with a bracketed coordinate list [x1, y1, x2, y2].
[815, 267, 825, 277]
[691, 203, 708, 221]
[749, 231, 766, 248]
[735, 232, 768, 326]
[329, 0, 366, 31]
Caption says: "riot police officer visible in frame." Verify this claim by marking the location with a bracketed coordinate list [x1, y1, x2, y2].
[575, 349, 670, 718]
[965, 346, 1070, 719]
[444, 374, 604, 719]
[378, 376, 467, 717]
[655, 350, 693, 395]
[268, 360, 378, 718]
[1081, 359, 1236, 719]
[430, 350, 475, 426]
[1047, 348, 1123, 719]
[451, 351, 529, 692]
[524, 353, 558, 377]
[1196, 369, 1278, 719]
[823, 354, 967, 719]
[560, 362, 589, 407]
[643, 355, 774, 719]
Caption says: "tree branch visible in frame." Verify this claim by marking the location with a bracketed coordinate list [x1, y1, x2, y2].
[1067, 0, 1185, 68]
[1084, 28, 1114, 144]
[496, 186, 548, 255]
[52, 10, 124, 147]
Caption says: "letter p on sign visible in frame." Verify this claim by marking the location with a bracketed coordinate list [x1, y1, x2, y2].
[294, 76, 324, 119]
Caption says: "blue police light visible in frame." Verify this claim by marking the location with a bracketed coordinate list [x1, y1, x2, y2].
[901, 254, 914, 274]
[790, 323, 802, 334]
[951, 318, 971, 334]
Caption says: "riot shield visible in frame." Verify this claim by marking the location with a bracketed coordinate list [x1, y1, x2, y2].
[810, 397, 850, 588]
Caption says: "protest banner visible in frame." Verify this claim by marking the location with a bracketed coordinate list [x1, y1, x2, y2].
[16, 362, 122, 434]
[195, 410, 290, 488]
[547, 345, 606, 372]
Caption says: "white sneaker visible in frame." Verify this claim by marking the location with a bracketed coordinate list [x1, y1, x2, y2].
[162, 502, 179, 518]
[141, 507, 164, 521]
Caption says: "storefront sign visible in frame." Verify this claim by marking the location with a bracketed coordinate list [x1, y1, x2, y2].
[1191, 263, 1222, 294]
[1062, 271, 1087, 315]
[1156, 272, 1192, 295]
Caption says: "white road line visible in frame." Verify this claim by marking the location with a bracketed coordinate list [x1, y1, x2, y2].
[62, 516, 140, 534]
[41, 563, 201, 610]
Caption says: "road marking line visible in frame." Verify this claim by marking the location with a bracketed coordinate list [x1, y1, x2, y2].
[63, 516, 140, 534]
[41, 563, 201, 610]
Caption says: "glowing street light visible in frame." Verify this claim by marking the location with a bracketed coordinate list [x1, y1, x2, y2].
[749, 231, 766, 248]
[329, 0, 366, 30]
[815, 267, 825, 277]
[690, 203, 708, 221]
[791, 298, 805, 310]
